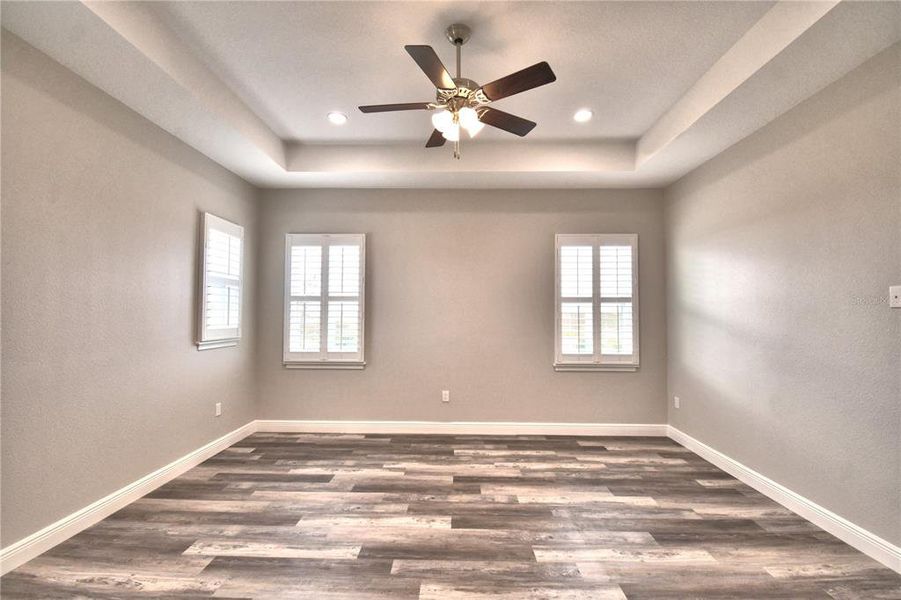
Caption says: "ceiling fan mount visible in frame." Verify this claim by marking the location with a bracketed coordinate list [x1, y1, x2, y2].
[444, 23, 472, 47]
[359, 23, 556, 159]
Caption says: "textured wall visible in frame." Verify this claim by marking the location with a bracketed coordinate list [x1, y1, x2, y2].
[665, 45, 901, 545]
[0, 33, 259, 546]
[256, 188, 667, 424]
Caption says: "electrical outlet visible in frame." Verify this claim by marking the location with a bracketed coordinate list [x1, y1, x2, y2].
[215, 402, 222, 417]
[673, 396, 680, 409]
[441, 390, 450, 403]
[890, 285, 901, 309]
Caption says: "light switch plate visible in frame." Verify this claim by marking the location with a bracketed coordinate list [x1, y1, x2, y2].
[891, 286, 901, 309]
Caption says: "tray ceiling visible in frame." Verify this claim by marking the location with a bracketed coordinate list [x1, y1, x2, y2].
[2, 1, 899, 188]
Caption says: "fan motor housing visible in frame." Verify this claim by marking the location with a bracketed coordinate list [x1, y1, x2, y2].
[436, 77, 488, 109]
[452, 77, 479, 92]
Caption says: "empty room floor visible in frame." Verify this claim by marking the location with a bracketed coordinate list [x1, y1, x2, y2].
[2, 433, 899, 599]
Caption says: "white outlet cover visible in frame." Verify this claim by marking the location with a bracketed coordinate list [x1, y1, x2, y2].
[674, 396, 680, 409]
[890, 285, 901, 308]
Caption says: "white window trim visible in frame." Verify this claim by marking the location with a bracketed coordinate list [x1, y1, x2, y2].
[197, 213, 243, 351]
[283, 233, 366, 369]
[554, 233, 640, 372]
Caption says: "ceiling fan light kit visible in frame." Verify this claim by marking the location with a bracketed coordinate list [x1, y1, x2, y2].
[359, 23, 556, 159]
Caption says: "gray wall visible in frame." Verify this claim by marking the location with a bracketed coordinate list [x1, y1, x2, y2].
[0, 33, 259, 546]
[665, 45, 901, 545]
[257, 189, 667, 424]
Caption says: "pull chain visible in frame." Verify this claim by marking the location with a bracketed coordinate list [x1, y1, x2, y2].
[454, 40, 462, 159]
[453, 110, 461, 159]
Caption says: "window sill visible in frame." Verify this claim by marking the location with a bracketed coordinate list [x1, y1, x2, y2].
[284, 362, 366, 370]
[197, 339, 239, 351]
[554, 363, 639, 372]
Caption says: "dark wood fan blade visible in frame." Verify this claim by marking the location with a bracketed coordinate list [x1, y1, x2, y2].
[405, 45, 456, 90]
[480, 61, 556, 101]
[478, 107, 537, 137]
[425, 129, 446, 147]
[358, 103, 432, 113]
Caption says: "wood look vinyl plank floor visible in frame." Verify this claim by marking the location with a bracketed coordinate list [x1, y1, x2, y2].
[2, 434, 899, 599]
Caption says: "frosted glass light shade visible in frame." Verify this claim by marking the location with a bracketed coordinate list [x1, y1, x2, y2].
[442, 123, 460, 142]
[431, 110, 454, 133]
[458, 107, 478, 128]
[458, 107, 484, 137]
[465, 120, 485, 137]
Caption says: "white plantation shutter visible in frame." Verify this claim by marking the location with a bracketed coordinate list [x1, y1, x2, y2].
[284, 234, 365, 368]
[560, 302, 593, 355]
[600, 245, 634, 356]
[288, 301, 321, 353]
[198, 213, 244, 349]
[328, 246, 361, 296]
[290, 245, 322, 297]
[327, 301, 361, 352]
[288, 245, 323, 354]
[555, 234, 639, 370]
[559, 245, 595, 356]
[600, 303, 633, 355]
[600, 246, 633, 298]
[560, 246, 593, 298]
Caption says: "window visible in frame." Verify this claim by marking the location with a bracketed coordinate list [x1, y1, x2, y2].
[555, 234, 639, 371]
[197, 213, 244, 350]
[284, 234, 366, 368]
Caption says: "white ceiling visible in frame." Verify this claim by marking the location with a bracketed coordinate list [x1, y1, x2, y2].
[156, 1, 774, 142]
[2, 1, 899, 188]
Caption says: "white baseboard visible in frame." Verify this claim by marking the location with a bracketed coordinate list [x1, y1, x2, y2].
[254, 420, 669, 437]
[667, 426, 901, 574]
[0, 421, 257, 575]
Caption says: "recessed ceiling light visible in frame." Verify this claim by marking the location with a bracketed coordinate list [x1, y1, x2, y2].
[573, 109, 593, 123]
[327, 111, 348, 125]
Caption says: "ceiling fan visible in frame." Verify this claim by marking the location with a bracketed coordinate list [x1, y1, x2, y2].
[358, 24, 556, 159]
